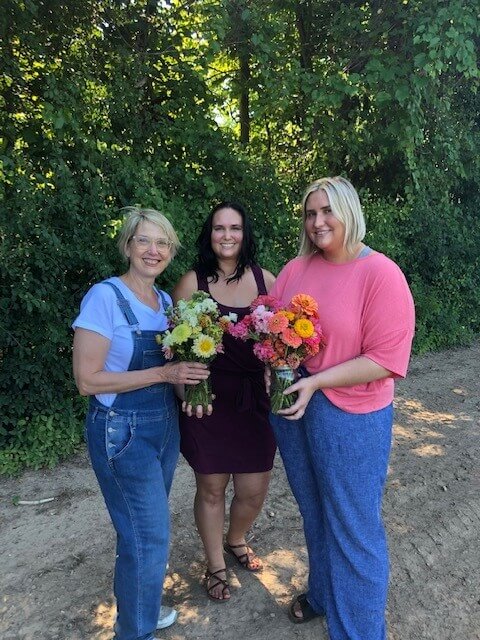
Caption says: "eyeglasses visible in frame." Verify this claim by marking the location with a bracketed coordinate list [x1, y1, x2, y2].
[131, 235, 172, 251]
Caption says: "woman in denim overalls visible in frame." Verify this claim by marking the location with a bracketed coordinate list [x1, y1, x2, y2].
[73, 207, 210, 640]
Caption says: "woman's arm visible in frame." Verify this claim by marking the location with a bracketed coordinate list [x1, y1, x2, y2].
[172, 270, 198, 304]
[277, 357, 392, 420]
[261, 268, 276, 293]
[73, 328, 209, 397]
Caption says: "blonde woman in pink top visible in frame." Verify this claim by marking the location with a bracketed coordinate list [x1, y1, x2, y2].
[269, 177, 415, 640]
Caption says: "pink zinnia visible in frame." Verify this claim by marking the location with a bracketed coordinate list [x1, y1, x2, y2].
[304, 343, 318, 356]
[253, 340, 276, 363]
[242, 314, 253, 327]
[251, 307, 274, 333]
[305, 334, 320, 347]
[304, 332, 326, 355]
[250, 295, 283, 312]
[228, 321, 250, 339]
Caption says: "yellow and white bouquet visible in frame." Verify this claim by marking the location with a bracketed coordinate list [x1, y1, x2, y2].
[157, 291, 235, 411]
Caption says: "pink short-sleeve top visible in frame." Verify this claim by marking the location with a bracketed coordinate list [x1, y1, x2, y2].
[270, 251, 415, 413]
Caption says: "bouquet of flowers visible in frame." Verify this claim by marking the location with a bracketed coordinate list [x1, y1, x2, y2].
[157, 291, 236, 411]
[228, 294, 326, 414]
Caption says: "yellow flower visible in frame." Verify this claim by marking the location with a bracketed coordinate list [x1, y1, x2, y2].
[280, 310, 295, 321]
[294, 318, 314, 338]
[192, 334, 216, 358]
[171, 323, 192, 344]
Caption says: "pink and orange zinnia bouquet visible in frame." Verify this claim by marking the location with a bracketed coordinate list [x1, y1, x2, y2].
[228, 294, 326, 413]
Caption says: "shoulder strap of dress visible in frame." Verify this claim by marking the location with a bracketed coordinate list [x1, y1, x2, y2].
[195, 270, 210, 293]
[251, 264, 267, 295]
[100, 281, 139, 326]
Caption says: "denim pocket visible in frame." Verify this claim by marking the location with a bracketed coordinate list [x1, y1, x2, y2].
[105, 413, 135, 461]
[143, 349, 166, 394]
[142, 348, 164, 369]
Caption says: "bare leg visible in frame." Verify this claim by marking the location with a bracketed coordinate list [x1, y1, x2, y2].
[194, 472, 231, 600]
[226, 471, 271, 570]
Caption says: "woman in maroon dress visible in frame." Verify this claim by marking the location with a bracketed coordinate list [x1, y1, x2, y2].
[173, 201, 276, 602]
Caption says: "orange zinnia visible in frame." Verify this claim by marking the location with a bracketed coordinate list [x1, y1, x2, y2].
[281, 327, 303, 348]
[290, 294, 318, 316]
[267, 312, 289, 334]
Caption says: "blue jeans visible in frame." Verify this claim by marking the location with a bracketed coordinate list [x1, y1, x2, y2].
[270, 391, 392, 640]
[86, 401, 179, 640]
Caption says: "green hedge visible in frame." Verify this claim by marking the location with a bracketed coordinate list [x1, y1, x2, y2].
[0, 140, 298, 474]
[2, 175, 479, 474]
[364, 191, 480, 353]
[1, 0, 478, 474]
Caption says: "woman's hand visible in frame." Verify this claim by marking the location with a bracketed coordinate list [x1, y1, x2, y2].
[276, 356, 393, 420]
[173, 369, 214, 418]
[181, 395, 215, 419]
[276, 376, 317, 421]
[73, 329, 211, 395]
[161, 361, 210, 385]
[264, 366, 271, 394]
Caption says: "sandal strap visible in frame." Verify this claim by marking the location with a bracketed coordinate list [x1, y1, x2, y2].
[289, 593, 318, 623]
[206, 567, 228, 578]
[205, 568, 229, 595]
[225, 542, 254, 566]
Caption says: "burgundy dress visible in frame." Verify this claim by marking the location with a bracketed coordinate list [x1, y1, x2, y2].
[179, 265, 276, 474]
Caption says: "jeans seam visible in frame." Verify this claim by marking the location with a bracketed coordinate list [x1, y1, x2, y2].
[160, 415, 173, 455]
[110, 465, 143, 636]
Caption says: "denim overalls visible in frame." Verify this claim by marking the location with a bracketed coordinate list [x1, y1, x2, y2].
[85, 282, 179, 640]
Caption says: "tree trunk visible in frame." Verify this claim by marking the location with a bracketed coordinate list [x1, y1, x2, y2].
[239, 44, 250, 145]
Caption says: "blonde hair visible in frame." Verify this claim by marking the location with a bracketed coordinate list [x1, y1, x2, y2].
[298, 176, 366, 256]
[117, 206, 180, 261]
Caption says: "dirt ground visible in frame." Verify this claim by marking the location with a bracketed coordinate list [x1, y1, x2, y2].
[1, 341, 479, 640]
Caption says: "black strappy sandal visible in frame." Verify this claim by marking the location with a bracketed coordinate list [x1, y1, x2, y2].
[224, 542, 263, 572]
[205, 567, 230, 602]
[288, 593, 320, 624]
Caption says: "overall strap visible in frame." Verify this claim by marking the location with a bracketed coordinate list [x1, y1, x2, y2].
[101, 281, 139, 326]
[158, 289, 171, 313]
[251, 264, 268, 295]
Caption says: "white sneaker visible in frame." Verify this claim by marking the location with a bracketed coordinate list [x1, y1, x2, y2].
[157, 605, 178, 630]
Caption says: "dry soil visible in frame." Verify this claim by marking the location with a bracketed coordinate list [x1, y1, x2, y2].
[1, 341, 479, 640]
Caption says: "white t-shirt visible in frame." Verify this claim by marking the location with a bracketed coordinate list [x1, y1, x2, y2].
[72, 276, 172, 407]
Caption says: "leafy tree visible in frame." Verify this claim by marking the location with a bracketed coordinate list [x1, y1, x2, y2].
[0, 0, 293, 473]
